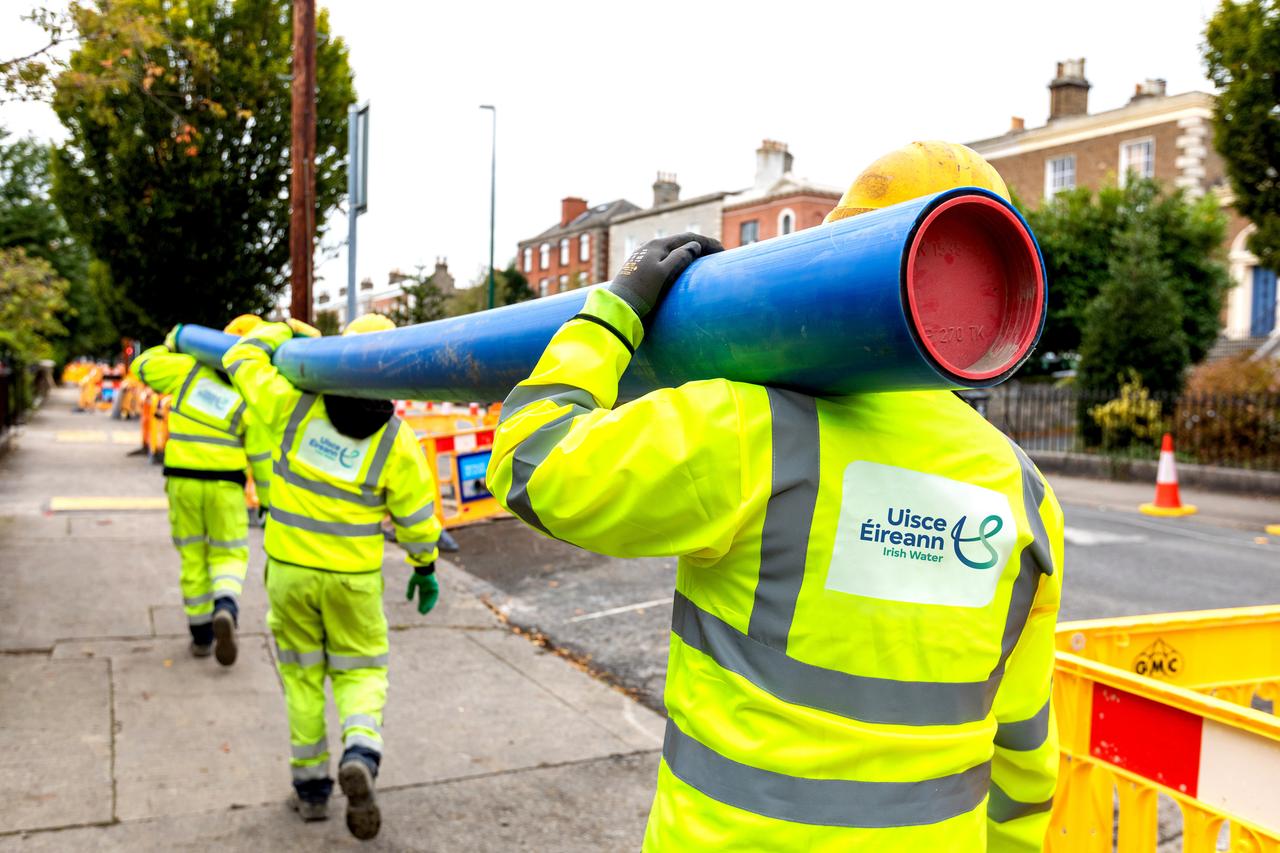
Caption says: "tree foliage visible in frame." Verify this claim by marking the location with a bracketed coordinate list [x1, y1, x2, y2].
[1204, 0, 1280, 270]
[446, 263, 535, 316]
[390, 266, 449, 327]
[1024, 179, 1230, 371]
[0, 246, 70, 360]
[0, 128, 115, 359]
[1078, 219, 1190, 396]
[37, 0, 354, 339]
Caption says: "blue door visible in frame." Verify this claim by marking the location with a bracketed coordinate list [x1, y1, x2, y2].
[1252, 267, 1277, 337]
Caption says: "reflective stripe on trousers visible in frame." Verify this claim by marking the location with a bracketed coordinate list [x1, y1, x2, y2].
[663, 389, 1053, 823]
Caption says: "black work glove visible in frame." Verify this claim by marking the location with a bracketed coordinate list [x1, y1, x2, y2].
[607, 232, 723, 319]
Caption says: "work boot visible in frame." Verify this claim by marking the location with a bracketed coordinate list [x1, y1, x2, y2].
[287, 791, 329, 822]
[190, 622, 214, 658]
[212, 600, 238, 667]
[190, 640, 213, 658]
[338, 756, 381, 840]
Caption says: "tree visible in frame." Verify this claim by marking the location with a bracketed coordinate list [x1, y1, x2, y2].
[1024, 178, 1230, 371]
[389, 265, 449, 326]
[1078, 219, 1189, 397]
[0, 128, 115, 359]
[25, 0, 354, 339]
[1204, 0, 1280, 271]
[0, 247, 70, 361]
[445, 263, 535, 317]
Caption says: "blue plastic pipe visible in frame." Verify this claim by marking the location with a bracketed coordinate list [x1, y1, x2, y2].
[178, 187, 1046, 402]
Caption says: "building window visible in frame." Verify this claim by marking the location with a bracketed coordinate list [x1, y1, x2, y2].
[686, 223, 700, 234]
[539, 243, 550, 270]
[625, 235, 637, 256]
[523, 247, 532, 272]
[559, 238, 570, 266]
[1119, 138, 1155, 185]
[1044, 155, 1076, 198]
[740, 220, 759, 245]
[579, 233, 590, 262]
[577, 271, 589, 288]
[539, 278, 549, 297]
[778, 209, 795, 236]
[558, 274, 568, 292]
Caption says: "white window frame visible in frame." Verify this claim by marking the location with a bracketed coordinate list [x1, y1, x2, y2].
[686, 223, 700, 235]
[624, 235, 637, 256]
[559, 237, 570, 266]
[1044, 155, 1076, 199]
[777, 208, 796, 236]
[558, 274, 568, 292]
[740, 219, 759, 245]
[576, 271, 589, 288]
[539, 243, 550, 270]
[579, 233, 590, 262]
[523, 247, 532, 272]
[539, 278, 550, 297]
[1119, 137, 1155, 186]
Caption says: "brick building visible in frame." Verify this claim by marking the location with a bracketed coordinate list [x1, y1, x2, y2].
[967, 59, 1276, 343]
[517, 197, 639, 297]
[720, 140, 841, 250]
[607, 173, 730, 278]
[314, 258, 456, 326]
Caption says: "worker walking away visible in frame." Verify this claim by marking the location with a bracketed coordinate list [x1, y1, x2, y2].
[489, 142, 1064, 852]
[132, 316, 264, 666]
[222, 313, 442, 840]
[223, 315, 275, 525]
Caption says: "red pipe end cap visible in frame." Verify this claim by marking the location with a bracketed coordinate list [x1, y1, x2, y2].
[905, 195, 1045, 384]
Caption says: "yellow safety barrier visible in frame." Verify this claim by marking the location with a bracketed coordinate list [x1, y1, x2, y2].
[61, 360, 95, 385]
[1049, 607, 1280, 852]
[418, 424, 506, 529]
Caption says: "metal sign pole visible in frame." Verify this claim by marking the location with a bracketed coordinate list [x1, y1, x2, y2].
[346, 104, 369, 326]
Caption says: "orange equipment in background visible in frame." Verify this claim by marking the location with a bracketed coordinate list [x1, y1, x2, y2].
[418, 423, 506, 530]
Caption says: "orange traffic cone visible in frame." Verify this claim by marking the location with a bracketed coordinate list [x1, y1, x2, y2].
[1139, 433, 1197, 517]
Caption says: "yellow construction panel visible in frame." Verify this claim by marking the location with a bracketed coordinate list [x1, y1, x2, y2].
[54, 430, 107, 443]
[49, 496, 169, 512]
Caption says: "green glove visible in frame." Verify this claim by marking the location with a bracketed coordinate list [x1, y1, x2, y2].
[163, 324, 182, 351]
[406, 565, 439, 615]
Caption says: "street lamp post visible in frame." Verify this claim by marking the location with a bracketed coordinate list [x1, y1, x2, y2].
[480, 104, 496, 310]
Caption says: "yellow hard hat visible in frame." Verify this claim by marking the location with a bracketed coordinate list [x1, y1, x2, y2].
[343, 313, 396, 336]
[825, 141, 1009, 223]
[223, 314, 264, 336]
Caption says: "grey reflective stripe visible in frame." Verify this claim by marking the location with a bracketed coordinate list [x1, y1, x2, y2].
[987, 783, 1054, 823]
[673, 592, 993, 726]
[247, 451, 271, 462]
[188, 612, 213, 626]
[499, 383, 597, 424]
[342, 714, 381, 733]
[207, 537, 248, 549]
[175, 365, 200, 409]
[226, 359, 248, 376]
[172, 535, 204, 547]
[211, 574, 243, 587]
[228, 401, 246, 433]
[281, 393, 317, 456]
[747, 388, 821, 650]
[184, 592, 214, 607]
[273, 456, 384, 507]
[291, 739, 328, 760]
[361, 416, 400, 491]
[275, 644, 326, 667]
[167, 432, 243, 448]
[391, 501, 436, 528]
[244, 337, 276, 356]
[291, 763, 329, 781]
[663, 721, 990, 828]
[327, 653, 388, 671]
[505, 411, 582, 536]
[269, 507, 382, 538]
[401, 539, 438, 555]
[344, 733, 383, 754]
[995, 699, 1051, 751]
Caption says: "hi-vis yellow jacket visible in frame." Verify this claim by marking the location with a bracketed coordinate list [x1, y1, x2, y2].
[489, 288, 1064, 852]
[132, 345, 257, 479]
[222, 323, 441, 572]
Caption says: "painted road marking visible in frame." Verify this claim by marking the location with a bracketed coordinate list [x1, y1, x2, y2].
[567, 597, 674, 623]
[112, 431, 139, 445]
[1063, 527, 1147, 546]
[49, 496, 169, 512]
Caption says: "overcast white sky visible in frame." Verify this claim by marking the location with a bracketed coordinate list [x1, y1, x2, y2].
[1, 0, 1221, 295]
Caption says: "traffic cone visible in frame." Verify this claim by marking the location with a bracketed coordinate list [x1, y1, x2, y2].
[1139, 433, 1197, 517]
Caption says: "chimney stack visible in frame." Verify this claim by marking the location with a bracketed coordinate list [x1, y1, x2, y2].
[1048, 58, 1090, 121]
[1129, 78, 1167, 103]
[754, 139, 794, 190]
[560, 196, 588, 227]
[652, 172, 680, 207]
[1010, 116, 1025, 133]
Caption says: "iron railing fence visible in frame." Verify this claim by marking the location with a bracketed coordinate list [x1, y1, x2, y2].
[980, 385, 1280, 472]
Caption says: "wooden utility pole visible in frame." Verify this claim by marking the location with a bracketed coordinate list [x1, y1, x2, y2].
[289, 0, 317, 322]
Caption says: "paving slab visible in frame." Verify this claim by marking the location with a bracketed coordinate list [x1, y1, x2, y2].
[0, 752, 659, 852]
[52, 635, 291, 822]
[0, 658, 113, 832]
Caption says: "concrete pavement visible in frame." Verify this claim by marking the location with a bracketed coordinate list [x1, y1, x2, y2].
[0, 387, 664, 851]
